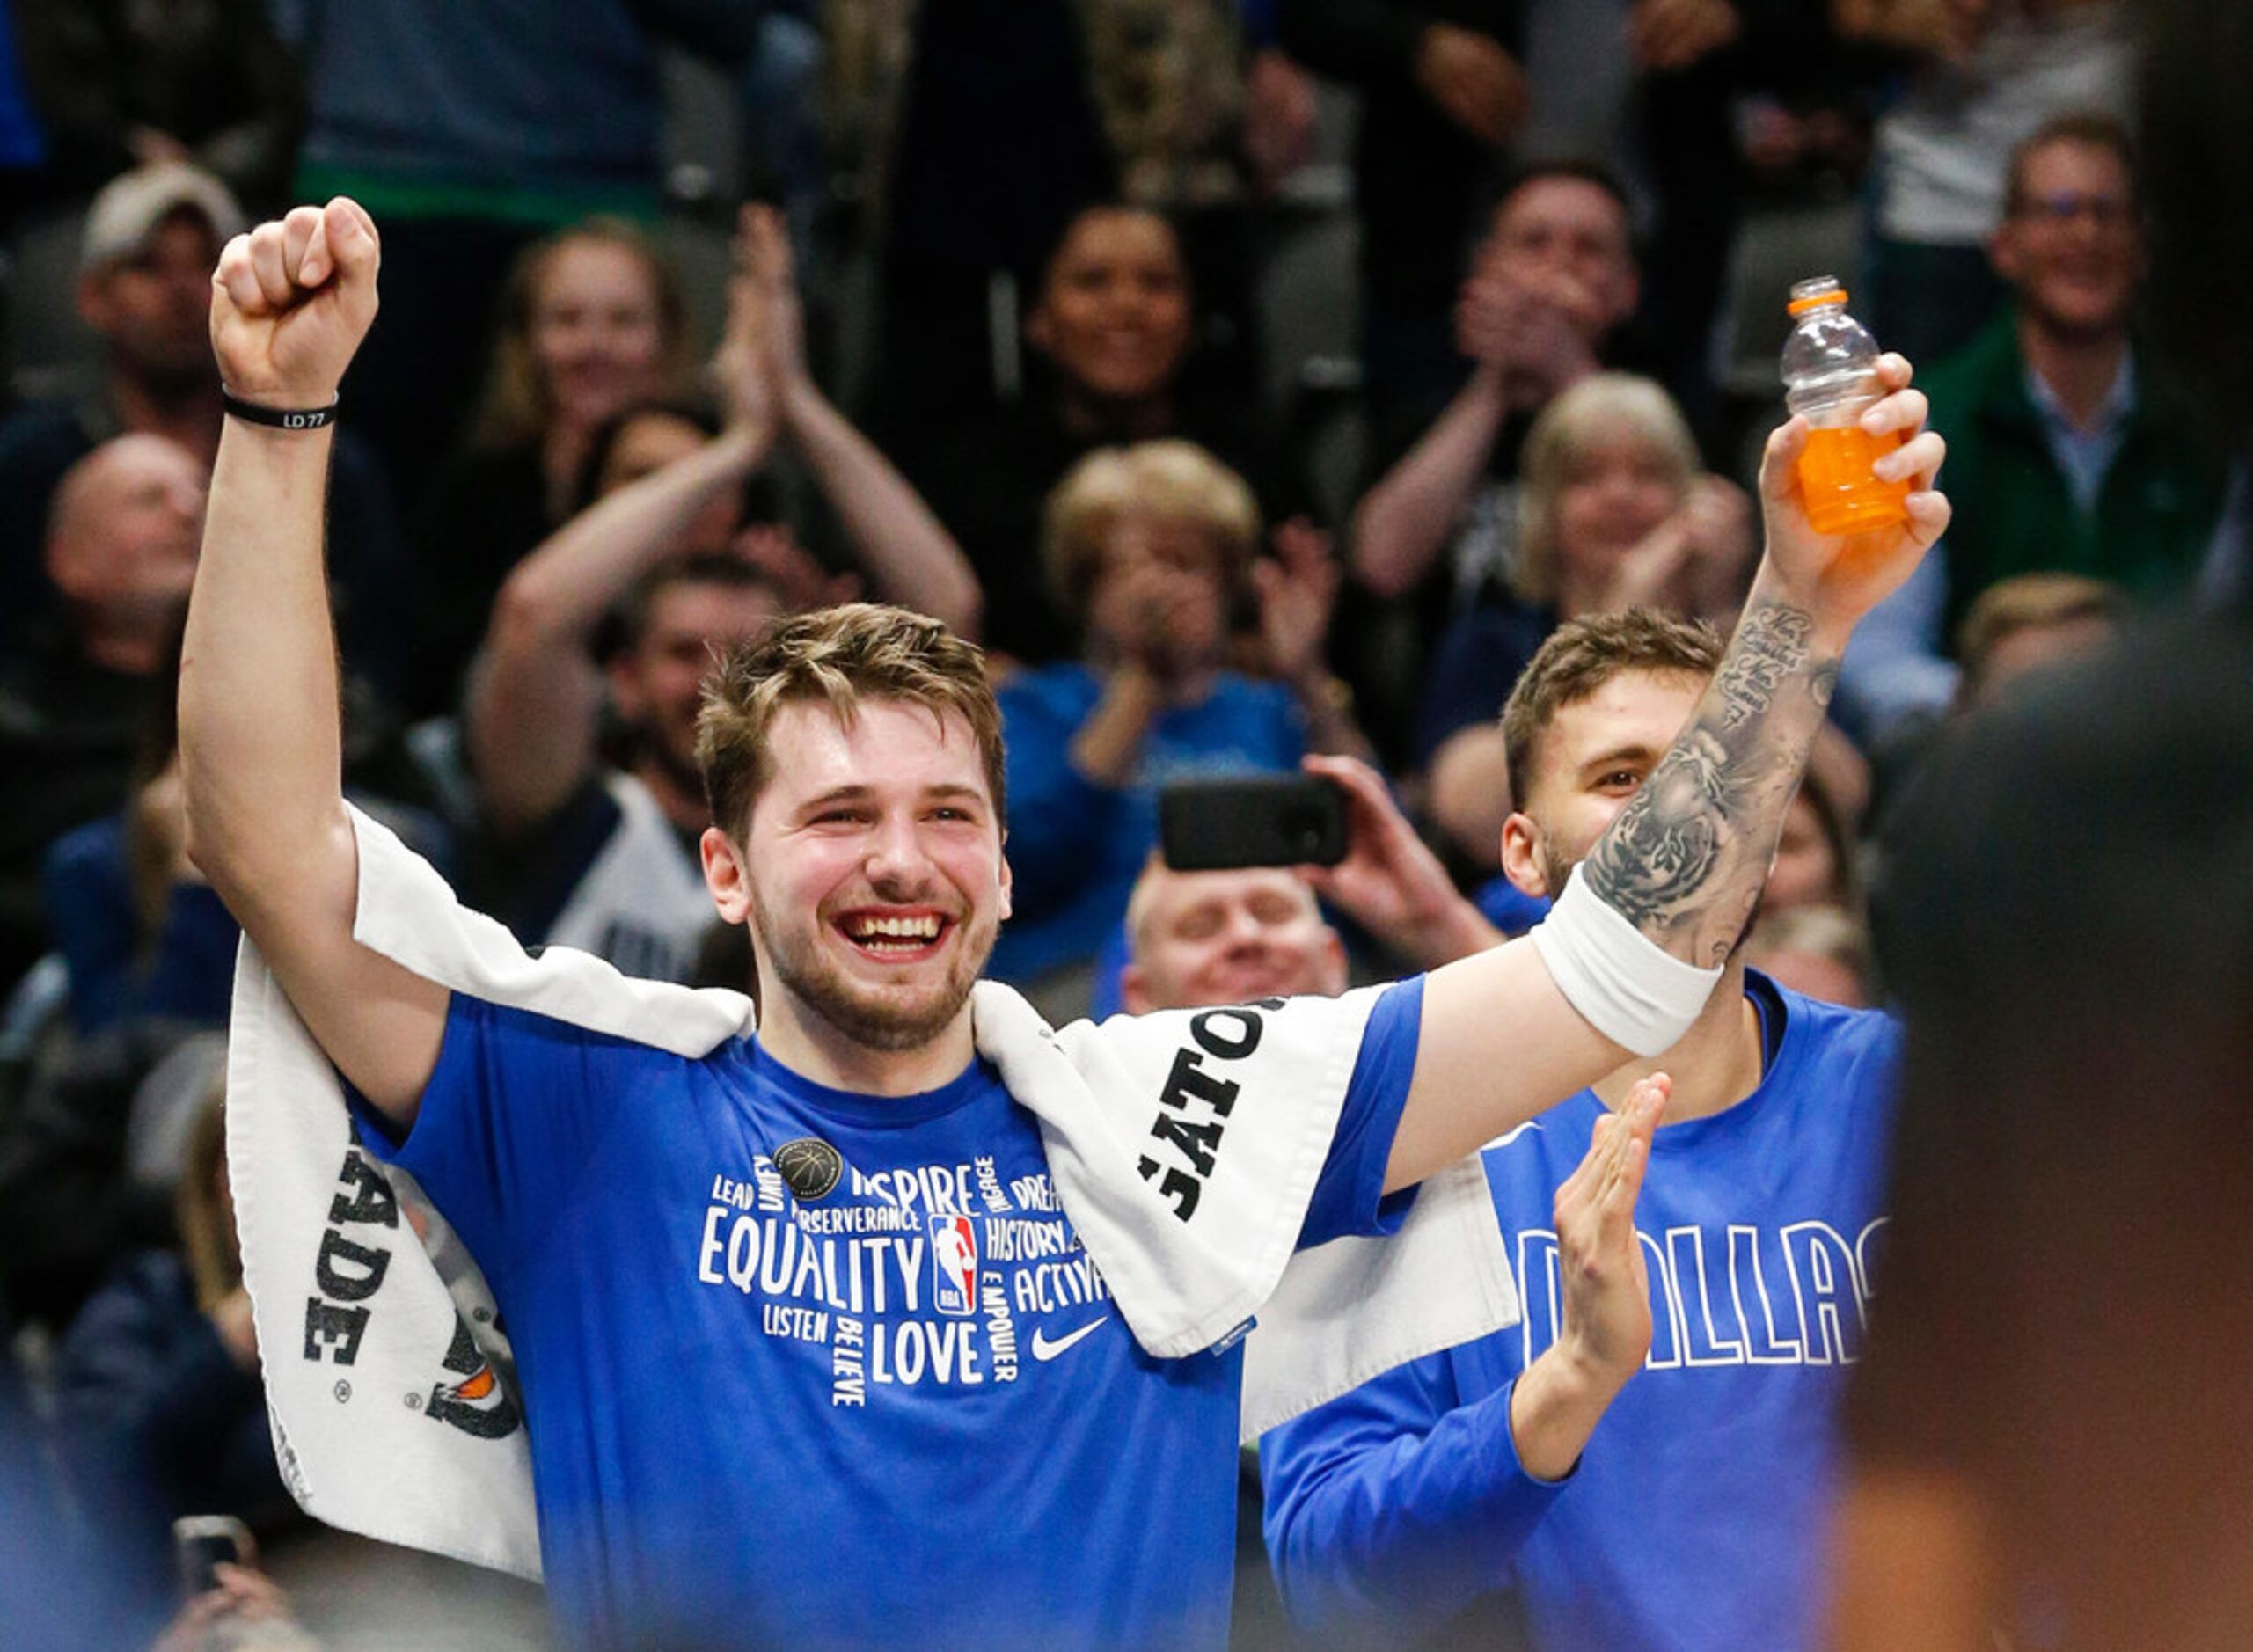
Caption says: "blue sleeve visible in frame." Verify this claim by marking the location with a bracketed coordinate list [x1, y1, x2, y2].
[999, 676, 1126, 918]
[1261, 1356, 1568, 1639]
[354, 996, 646, 1289]
[1472, 875, 1551, 939]
[1836, 545, 1958, 742]
[1298, 977, 1422, 1246]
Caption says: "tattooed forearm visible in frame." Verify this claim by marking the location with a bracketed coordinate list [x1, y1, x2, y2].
[1715, 603, 1811, 730]
[1579, 731, 1730, 928]
[1583, 600, 1838, 964]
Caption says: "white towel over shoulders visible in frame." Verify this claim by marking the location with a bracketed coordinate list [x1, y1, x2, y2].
[228, 807, 1518, 1581]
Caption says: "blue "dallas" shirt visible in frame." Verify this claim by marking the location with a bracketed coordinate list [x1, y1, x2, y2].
[1262, 975, 1900, 1651]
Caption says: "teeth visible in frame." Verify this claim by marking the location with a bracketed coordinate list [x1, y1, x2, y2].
[846, 915, 941, 942]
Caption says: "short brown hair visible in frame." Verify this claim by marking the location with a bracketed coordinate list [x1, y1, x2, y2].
[616, 552, 782, 655]
[696, 603, 1005, 840]
[1042, 439, 1262, 618]
[2004, 111, 2139, 217]
[1956, 572, 2124, 697]
[1501, 609, 1723, 805]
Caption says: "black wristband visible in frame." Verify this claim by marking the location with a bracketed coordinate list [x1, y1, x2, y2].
[221, 388, 338, 431]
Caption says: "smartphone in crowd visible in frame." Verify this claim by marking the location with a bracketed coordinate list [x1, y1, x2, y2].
[1159, 775, 1349, 872]
[172, 1514, 252, 1600]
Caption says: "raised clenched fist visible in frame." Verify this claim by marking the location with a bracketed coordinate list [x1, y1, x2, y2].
[209, 197, 381, 409]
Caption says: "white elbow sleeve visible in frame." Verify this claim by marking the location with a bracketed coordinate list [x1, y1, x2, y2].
[1528, 868, 1723, 1056]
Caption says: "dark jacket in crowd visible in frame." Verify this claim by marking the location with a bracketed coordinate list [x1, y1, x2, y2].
[1922, 313, 2228, 645]
[0, 398, 409, 702]
[0, 643, 155, 992]
[0, 1018, 195, 1329]
[11, 0, 302, 208]
[50, 1252, 289, 1627]
[1278, 0, 1522, 323]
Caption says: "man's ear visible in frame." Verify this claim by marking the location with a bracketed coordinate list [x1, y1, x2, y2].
[607, 652, 648, 723]
[1987, 223, 2023, 285]
[1612, 265, 1642, 333]
[1118, 962, 1152, 1016]
[1023, 303, 1053, 361]
[702, 826, 752, 924]
[997, 844, 1013, 924]
[1500, 812, 1552, 899]
[76, 270, 113, 332]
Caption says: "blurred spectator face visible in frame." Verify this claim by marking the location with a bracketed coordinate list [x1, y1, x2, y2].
[532, 238, 670, 435]
[1552, 432, 1686, 594]
[1767, 791, 1846, 912]
[77, 208, 222, 385]
[1752, 945, 1865, 1006]
[1502, 666, 1705, 895]
[1086, 509, 1232, 669]
[1029, 208, 1194, 406]
[1120, 864, 1346, 1012]
[1744, 905, 1871, 1006]
[1992, 139, 2142, 340]
[597, 409, 742, 555]
[1474, 176, 1639, 341]
[1956, 573, 2125, 710]
[1965, 611, 2118, 706]
[45, 435, 207, 633]
[611, 578, 785, 784]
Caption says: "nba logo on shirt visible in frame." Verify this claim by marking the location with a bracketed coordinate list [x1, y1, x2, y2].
[928, 1215, 977, 1317]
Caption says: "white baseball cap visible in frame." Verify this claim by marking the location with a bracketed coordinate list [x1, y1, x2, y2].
[80, 162, 245, 274]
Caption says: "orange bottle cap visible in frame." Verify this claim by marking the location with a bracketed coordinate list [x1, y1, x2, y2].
[1788, 286, 1847, 316]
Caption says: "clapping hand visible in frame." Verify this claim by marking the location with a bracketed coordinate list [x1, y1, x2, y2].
[1630, 0, 1742, 71]
[1553, 1074, 1667, 1385]
[1456, 271, 1603, 406]
[1253, 518, 1340, 687]
[1414, 23, 1529, 147]
[731, 523, 860, 614]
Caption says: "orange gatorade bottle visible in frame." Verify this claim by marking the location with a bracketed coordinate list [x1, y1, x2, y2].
[1781, 277, 1911, 536]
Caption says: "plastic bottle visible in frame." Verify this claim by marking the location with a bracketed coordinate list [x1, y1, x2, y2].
[1781, 276, 1910, 536]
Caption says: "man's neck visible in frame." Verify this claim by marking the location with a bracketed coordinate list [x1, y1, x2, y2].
[754, 986, 980, 1098]
[111, 372, 222, 464]
[543, 422, 594, 521]
[1057, 384, 1173, 443]
[1591, 961, 1763, 1124]
[75, 622, 168, 677]
[634, 754, 710, 836]
[1555, 564, 1603, 621]
[2017, 311, 2131, 434]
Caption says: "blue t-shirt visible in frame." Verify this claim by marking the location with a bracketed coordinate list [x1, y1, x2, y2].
[362, 977, 1424, 1649]
[994, 662, 1306, 982]
[1473, 874, 1551, 939]
[1262, 976, 1900, 1651]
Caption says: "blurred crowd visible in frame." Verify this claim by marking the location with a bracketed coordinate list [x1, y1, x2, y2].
[0, 1, 2242, 1647]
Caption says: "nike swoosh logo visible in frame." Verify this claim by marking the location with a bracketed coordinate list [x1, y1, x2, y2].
[1029, 1316, 1108, 1362]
